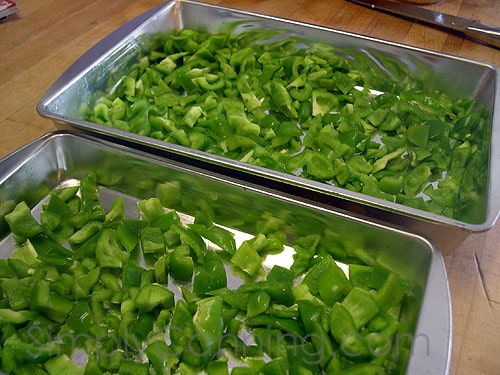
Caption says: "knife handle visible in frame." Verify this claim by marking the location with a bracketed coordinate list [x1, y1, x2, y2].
[465, 21, 500, 49]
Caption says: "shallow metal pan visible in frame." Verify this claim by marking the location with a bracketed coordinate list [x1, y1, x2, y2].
[36, 0, 500, 252]
[0, 130, 450, 374]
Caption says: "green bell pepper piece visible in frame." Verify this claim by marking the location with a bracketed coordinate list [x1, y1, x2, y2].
[375, 272, 404, 312]
[5, 201, 43, 240]
[378, 175, 403, 195]
[407, 123, 431, 148]
[329, 302, 371, 361]
[2, 336, 60, 371]
[140, 226, 165, 254]
[0, 309, 36, 324]
[193, 251, 227, 294]
[246, 290, 271, 318]
[145, 339, 179, 374]
[312, 90, 339, 116]
[286, 342, 320, 374]
[116, 219, 148, 252]
[208, 287, 250, 310]
[246, 314, 305, 339]
[169, 244, 194, 281]
[190, 222, 236, 255]
[403, 163, 431, 196]
[298, 299, 329, 334]
[260, 357, 289, 375]
[174, 224, 207, 262]
[193, 296, 224, 363]
[117, 359, 149, 375]
[64, 300, 92, 340]
[72, 266, 100, 299]
[317, 267, 352, 307]
[44, 354, 85, 375]
[0, 199, 16, 234]
[231, 240, 262, 277]
[95, 228, 130, 268]
[303, 255, 351, 305]
[1, 278, 32, 311]
[78, 174, 105, 216]
[170, 299, 195, 347]
[154, 253, 169, 284]
[290, 234, 320, 276]
[83, 353, 102, 375]
[137, 197, 165, 222]
[30, 279, 74, 323]
[342, 287, 379, 330]
[207, 360, 229, 375]
[121, 262, 145, 288]
[270, 81, 298, 119]
[68, 220, 103, 245]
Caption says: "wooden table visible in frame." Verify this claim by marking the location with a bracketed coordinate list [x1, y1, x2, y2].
[1, 1, 499, 373]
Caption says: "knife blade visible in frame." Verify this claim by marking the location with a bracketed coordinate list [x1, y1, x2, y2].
[347, 0, 500, 49]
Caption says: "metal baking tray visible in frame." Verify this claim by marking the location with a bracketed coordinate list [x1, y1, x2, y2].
[36, 0, 500, 252]
[0, 131, 450, 374]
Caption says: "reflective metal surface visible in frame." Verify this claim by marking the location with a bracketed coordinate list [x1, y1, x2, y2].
[36, 0, 500, 252]
[0, 131, 451, 374]
[348, 0, 500, 49]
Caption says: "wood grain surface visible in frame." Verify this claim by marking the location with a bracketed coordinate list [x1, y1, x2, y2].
[1, 1, 499, 374]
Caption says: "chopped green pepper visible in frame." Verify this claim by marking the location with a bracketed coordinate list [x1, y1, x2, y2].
[0, 171, 423, 374]
[135, 283, 175, 312]
[95, 228, 130, 268]
[169, 244, 194, 281]
[5, 202, 43, 240]
[193, 296, 224, 363]
[193, 251, 227, 294]
[84, 27, 490, 222]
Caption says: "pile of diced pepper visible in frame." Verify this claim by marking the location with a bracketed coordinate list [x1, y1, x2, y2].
[0, 174, 419, 374]
[86, 27, 489, 222]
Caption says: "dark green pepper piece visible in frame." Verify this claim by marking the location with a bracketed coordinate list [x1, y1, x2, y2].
[169, 244, 194, 281]
[116, 219, 148, 252]
[121, 262, 145, 288]
[193, 251, 227, 294]
[30, 280, 74, 323]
